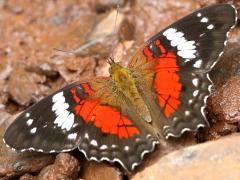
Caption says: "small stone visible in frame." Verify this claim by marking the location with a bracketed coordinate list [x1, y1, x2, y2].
[72, 10, 124, 57]
[9, 5, 24, 15]
[57, 56, 96, 82]
[20, 173, 36, 180]
[83, 162, 122, 180]
[8, 67, 48, 106]
[210, 42, 240, 88]
[205, 76, 240, 140]
[37, 153, 80, 180]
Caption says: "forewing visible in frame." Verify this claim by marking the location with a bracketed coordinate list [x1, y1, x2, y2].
[3, 82, 85, 152]
[128, 4, 237, 138]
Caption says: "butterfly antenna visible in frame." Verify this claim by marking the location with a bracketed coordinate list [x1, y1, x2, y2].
[53, 48, 75, 55]
[105, 0, 120, 65]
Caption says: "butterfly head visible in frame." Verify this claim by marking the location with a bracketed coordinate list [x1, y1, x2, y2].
[109, 61, 133, 83]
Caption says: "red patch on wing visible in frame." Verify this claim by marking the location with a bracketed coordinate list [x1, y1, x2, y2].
[71, 84, 140, 139]
[143, 47, 154, 61]
[81, 83, 94, 95]
[143, 40, 182, 118]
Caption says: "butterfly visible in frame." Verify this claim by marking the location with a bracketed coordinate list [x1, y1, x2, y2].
[3, 4, 237, 172]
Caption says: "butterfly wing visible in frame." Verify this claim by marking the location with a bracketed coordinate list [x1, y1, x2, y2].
[3, 80, 159, 171]
[128, 4, 237, 138]
[3, 82, 84, 152]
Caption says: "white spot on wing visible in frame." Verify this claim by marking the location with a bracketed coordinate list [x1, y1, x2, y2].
[193, 59, 203, 68]
[192, 78, 199, 87]
[167, 31, 184, 41]
[55, 103, 69, 116]
[52, 97, 65, 112]
[30, 127, 37, 134]
[61, 113, 74, 131]
[68, 133, 77, 140]
[84, 132, 89, 139]
[26, 119, 33, 126]
[25, 113, 30, 118]
[197, 13, 202, 17]
[163, 28, 177, 36]
[177, 41, 196, 50]
[185, 111, 191, 116]
[193, 90, 199, 97]
[100, 144, 108, 150]
[124, 146, 130, 151]
[188, 99, 193, 104]
[200, 17, 208, 23]
[177, 50, 196, 59]
[54, 110, 70, 126]
[170, 36, 186, 47]
[200, 33, 205, 37]
[90, 139, 98, 146]
[111, 144, 117, 148]
[207, 24, 214, 30]
[52, 92, 64, 103]
[52, 96, 65, 111]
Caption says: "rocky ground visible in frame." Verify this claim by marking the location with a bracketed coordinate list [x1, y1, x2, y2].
[0, 0, 240, 179]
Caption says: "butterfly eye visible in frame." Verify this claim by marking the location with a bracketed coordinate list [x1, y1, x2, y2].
[149, 43, 162, 58]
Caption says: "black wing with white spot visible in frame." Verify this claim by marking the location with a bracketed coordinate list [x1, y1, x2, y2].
[155, 4, 237, 72]
[159, 4, 237, 138]
[129, 4, 237, 139]
[3, 82, 85, 153]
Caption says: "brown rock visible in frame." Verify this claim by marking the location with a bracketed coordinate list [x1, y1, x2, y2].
[27, 60, 59, 79]
[83, 162, 122, 180]
[214, 75, 240, 119]
[130, 133, 197, 174]
[131, 0, 199, 47]
[71, 10, 124, 57]
[132, 133, 240, 180]
[0, 112, 55, 179]
[8, 67, 48, 106]
[210, 42, 240, 88]
[20, 173, 36, 180]
[197, 0, 217, 7]
[204, 76, 240, 140]
[59, 56, 96, 82]
[37, 153, 80, 180]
